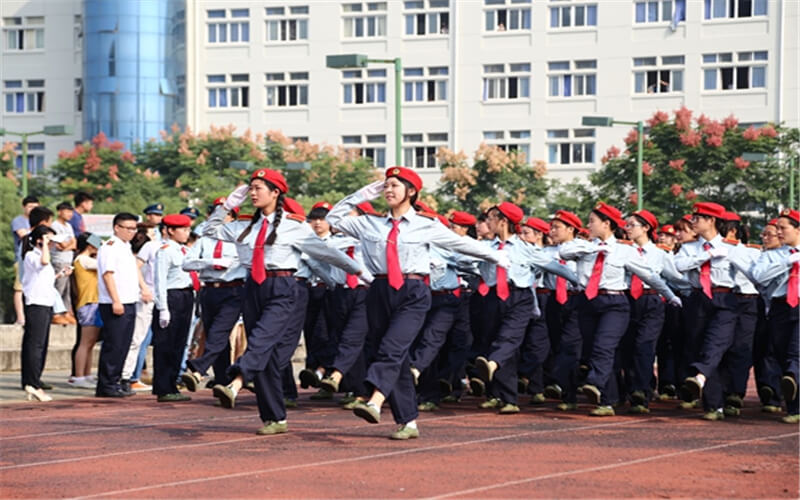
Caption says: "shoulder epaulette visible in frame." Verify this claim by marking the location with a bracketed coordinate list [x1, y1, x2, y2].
[367, 211, 384, 217]
[160, 244, 170, 250]
[656, 243, 672, 252]
[723, 238, 740, 245]
[617, 239, 633, 245]
[106, 240, 114, 246]
[745, 243, 762, 250]
[286, 213, 305, 223]
[416, 211, 437, 220]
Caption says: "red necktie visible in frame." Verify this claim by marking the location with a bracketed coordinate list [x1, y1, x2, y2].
[788, 249, 799, 307]
[251, 218, 269, 285]
[555, 259, 568, 305]
[630, 247, 644, 300]
[700, 242, 712, 299]
[387, 219, 403, 290]
[212, 240, 224, 270]
[478, 278, 489, 296]
[181, 247, 201, 291]
[495, 241, 509, 301]
[346, 246, 359, 289]
[585, 243, 606, 300]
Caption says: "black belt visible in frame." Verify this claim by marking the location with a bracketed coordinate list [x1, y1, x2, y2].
[536, 288, 551, 295]
[735, 292, 758, 298]
[336, 284, 368, 290]
[431, 288, 459, 296]
[693, 287, 733, 294]
[597, 289, 626, 296]
[374, 273, 427, 281]
[203, 280, 244, 289]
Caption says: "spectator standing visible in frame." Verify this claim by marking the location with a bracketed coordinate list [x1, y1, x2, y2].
[51, 202, 78, 325]
[11, 196, 40, 325]
[69, 233, 104, 389]
[69, 191, 94, 238]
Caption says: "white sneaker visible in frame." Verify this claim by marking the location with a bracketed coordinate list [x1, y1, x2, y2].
[73, 377, 96, 389]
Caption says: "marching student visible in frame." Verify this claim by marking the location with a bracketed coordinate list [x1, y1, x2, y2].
[751, 209, 800, 424]
[560, 202, 681, 416]
[204, 169, 363, 436]
[181, 200, 245, 393]
[655, 224, 686, 400]
[327, 167, 508, 439]
[152, 214, 198, 402]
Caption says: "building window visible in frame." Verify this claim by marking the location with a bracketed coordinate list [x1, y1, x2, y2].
[482, 63, 530, 100]
[74, 78, 82, 112]
[342, 69, 386, 104]
[15, 142, 45, 174]
[207, 74, 249, 108]
[342, 134, 386, 167]
[550, 2, 597, 28]
[404, 0, 450, 35]
[703, 51, 766, 91]
[343, 2, 387, 38]
[4, 80, 44, 114]
[207, 9, 250, 44]
[265, 6, 309, 41]
[548, 60, 597, 97]
[266, 72, 309, 107]
[404, 67, 448, 102]
[74, 15, 82, 50]
[704, 0, 767, 19]
[484, 0, 532, 32]
[547, 129, 595, 166]
[403, 132, 448, 169]
[633, 56, 684, 94]
[3, 16, 44, 51]
[635, 0, 681, 23]
[483, 130, 531, 160]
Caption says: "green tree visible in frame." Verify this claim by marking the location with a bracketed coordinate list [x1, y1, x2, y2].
[0, 177, 20, 321]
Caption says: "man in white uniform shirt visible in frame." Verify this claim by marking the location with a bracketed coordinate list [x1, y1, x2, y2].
[96, 213, 147, 398]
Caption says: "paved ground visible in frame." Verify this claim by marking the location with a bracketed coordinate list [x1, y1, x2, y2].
[1, 369, 798, 499]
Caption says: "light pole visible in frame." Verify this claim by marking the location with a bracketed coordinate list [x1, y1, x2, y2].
[743, 152, 798, 210]
[0, 125, 72, 197]
[326, 54, 402, 166]
[582, 116, 644, 211]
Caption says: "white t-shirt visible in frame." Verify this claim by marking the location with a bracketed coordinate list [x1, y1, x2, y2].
[98, 235, 140, 304]
[22, 248, 58, 307]
[50, 220, 75, 264]
[136, 239, 161, 290]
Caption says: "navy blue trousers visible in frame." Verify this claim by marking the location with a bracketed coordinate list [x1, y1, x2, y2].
[327, 286, 369, 396]
[21, 304, 53, 389]
[620, 294, 665, 405]
[579, 294, 631, 406]
[753, 297, 781, 405]
[303, 284, 331, 369]
[364, 278, 431, 425]
[231, 276, 298, 423]
[548, 294, 583, 403]
[152, 289, 194, 396]
[281, 281, 310, 401]
[96, 303, 136, 395]
[519, 291, 551, 394]
[469, 290, 491, 363]
[439, 289, 474, 397]
[722, 294, 758, 398]
[769, 298, 799, 415]
[656, 300, 684, 392]
[411, 291, 460, 403]
[188, 285, 243, 385]
[480, 287, 534, 405]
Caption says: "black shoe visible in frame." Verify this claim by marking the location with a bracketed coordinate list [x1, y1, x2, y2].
[630, 390, 647, 406]
[120, 380, 135, 396]
[438, 378, 453, 396]
[517, 377, 529, 394]
[96, 389, 127, 398]
[781, 375, 798, 402]
[469, 378, 485, 397]
[39, 382, 53, 390]
[543, 384, 563, 400]
[725, 394, 743, 409]
[758, 385, 775, 405]
[299, 369, 320, 389]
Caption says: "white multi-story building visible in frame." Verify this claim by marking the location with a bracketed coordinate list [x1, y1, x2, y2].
[3, 0, 798, 186]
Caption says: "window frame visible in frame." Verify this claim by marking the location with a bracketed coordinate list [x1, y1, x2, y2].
[483, 0, 532, 33]
[342, 134, 387, 167]
[206, 73, 250, 109]
[403, 66, 449, 103]
[632, 55, 685, 95]
[342, 68, 388, 105]
[342, 2, 388, 39]
[403, 0, 450, 37]
[482, 129, 532, 161]
[701, 51, 767, 92]
[403, 132, 448, 169]
[703, 0, 768, 20]
[206, 8, 251, 45]
[547, 59, 597, 98]
[549, 2, 598, 29]
[265, 71, 309, 108]
[482, 63, 531, 102]
[546, 128, 596, 167]
[3, 16, 45, 52]
[3, 79, 45, 114]
[265, 5, 310, 43]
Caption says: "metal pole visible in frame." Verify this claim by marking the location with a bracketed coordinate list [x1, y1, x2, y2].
[636, 121, 644, 211]
[791, 157, 796, 209]
[394, 57, 402, 166]
[21, 133, 29, 198]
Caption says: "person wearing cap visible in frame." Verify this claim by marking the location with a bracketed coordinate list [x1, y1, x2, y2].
[560, 202, 681, 416]
[327, 167, 508, 439]
[751, 209, 800, 424]
[96, 212, 144, 398]
[516, 216, 552, 403]
[151, 214, 197, 402]
[469, 202, 578, 414]
[180, 207, 200, 221]
[657, 225, 678, 251]
[69, 233, 104, 389]
[51, 201, 78, 325]
[204, 169, 363, 436]
[180, 203, 246, 394]
[674, 202, 755, 420]
[542, 210, 583, 411]
[619, 210, 689, 414]
[144, 203, 164, 224]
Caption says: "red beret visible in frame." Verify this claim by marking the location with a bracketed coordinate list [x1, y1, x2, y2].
[722, 211, 741, 222]
[766, 218, 778, 227]
[282, 197, 305, 217]
[162, 214, 192, 227]
[449, 211, 477, 227]
[251, 168, 288, 194]
[386, 166, 422, 192]
[593, 202, 625, 228]
[692, 202, 726, 219]
[579, 227, 590, 237]
[238, 213, 253, 221]
[494, 202, 524, 225]
[356, 201, 379, 216]
[659, 224, 676, 235]
[524, 217, 550, 234]
[312, 201, 332, 211]
[779, 208, 800, 223]
[681, 214, 693, 223]
[436, 214, 449, 227]
[415, 200, 434, 214]
[213, 196, 227, 206]
[552, 210, 582, 229]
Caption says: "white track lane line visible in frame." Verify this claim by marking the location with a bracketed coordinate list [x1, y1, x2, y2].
[424, 431, 800, 499]
[69, 419, 644, 499]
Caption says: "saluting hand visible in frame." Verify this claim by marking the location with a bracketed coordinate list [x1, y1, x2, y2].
[358, 180, 385, 200]
[224, 184, 250, 211]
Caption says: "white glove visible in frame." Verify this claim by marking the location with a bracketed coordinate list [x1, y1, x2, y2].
[358, 180, 385, 200]
[223, 185, 250, 211]
[789, 252, 800, 264]
[496, 249, 511, 270]
[359, 269, 374, 285]
[159, 309, 171, 329]
[212, 257, 232, 268]
[668, 296, 683, 308]
[707, 246, 728, 259]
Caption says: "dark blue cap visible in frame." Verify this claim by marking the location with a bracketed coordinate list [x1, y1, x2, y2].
[180, 207, 199, 220]
[143, 203, 164, 215]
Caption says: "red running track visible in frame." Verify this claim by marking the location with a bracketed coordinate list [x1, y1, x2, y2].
[1, 391, 797, 499]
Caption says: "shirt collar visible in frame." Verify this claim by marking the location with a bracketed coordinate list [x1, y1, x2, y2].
[386, 206, 416, 225]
